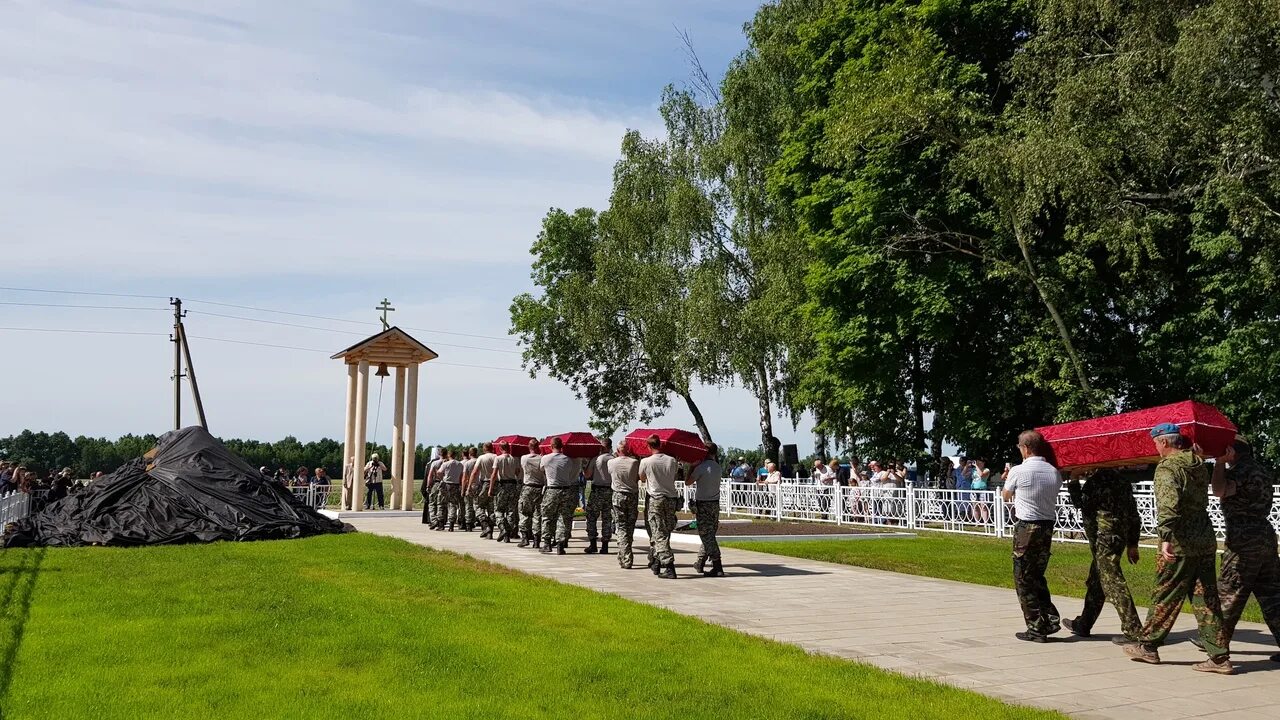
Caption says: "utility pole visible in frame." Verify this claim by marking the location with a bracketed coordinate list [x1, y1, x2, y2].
[171, 298, 184, 430]
[178, 322, 208, 430]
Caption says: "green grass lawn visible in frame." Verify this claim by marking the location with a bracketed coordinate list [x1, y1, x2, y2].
[726, 531, 1268, 624]
[0, 534, 1061, 720]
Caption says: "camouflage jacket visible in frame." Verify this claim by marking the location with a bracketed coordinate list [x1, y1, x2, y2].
[1221, 453, 1277, 550]
[1067, 469, 1140, 550]
[1153, 450, 1216, 557]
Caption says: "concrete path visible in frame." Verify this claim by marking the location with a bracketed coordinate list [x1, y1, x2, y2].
[346, 515, 1279, 719]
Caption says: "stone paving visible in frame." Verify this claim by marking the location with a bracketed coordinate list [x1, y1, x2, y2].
[346, 514, 1280, 719]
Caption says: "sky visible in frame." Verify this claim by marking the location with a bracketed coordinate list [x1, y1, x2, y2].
[0, 0, 818, 453]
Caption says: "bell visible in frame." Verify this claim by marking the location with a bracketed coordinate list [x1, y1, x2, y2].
[375, 363, 390, 378]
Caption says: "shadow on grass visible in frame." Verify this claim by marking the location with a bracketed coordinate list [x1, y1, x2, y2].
[0, 548, 46, 709]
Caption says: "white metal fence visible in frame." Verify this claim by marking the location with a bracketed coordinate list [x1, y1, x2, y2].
[0, 490, 31, 526]
[290, 484, 335, 509]
[702, 481, 1280, 544]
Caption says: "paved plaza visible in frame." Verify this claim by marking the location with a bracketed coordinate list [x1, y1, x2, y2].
[347, 515, 1280, 719]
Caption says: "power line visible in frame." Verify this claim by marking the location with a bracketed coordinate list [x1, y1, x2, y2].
[0, 301, 168, 312]
[185, 309, 521, 354]
[0, 327, 528, 373]
[0, 285, 520, 344]
[0, 286, 170, 300]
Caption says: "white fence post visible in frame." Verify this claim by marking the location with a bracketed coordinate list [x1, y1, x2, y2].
[995, 493, 1005, 539]
[774, 483, 783, 521]
[907, 486, 917, 530]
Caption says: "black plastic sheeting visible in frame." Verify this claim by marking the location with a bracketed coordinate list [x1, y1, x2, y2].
[3, 427, 346, 547]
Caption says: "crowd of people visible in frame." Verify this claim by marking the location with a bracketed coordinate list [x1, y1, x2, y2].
[416, 435, 725, 579]
[1002, 425, 1280, 676]
[0, 461, 95, 506]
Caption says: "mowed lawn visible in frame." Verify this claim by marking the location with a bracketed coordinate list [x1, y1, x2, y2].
[0, 534, 1062, 720]
[726, 531, 1269, 624]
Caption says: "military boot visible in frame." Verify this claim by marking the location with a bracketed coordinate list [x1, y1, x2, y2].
[556, 541, 567, 556]
[704, 559, 725, 577]
[496, 529, 508, 543]
[534, 533, 541, 547]
[599, 541, 608, 555]
[693, 556, 706, 574]
[658, 562, 676, 579]
[539, 538, 553, 554]
[517, 533, 530, 548]
[585, 540, 598, 554]
[651, 560, 662, 576]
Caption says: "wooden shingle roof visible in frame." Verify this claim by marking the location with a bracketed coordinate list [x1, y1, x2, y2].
[330, 327, 438, 367]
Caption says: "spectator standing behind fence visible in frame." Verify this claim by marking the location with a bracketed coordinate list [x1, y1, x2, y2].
[1003, 430, 1063, 643]
[760, 462, 782, 484]
[730, 459, 748, 483]
[971, 459, 992, 524]
[1123, 424, 1232, 674]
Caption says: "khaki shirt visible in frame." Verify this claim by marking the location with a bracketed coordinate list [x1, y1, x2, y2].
[609, 456, 640, 494]
[440, 460, 464, 485]
[640, 452, 680, 498]
[495, 454, 521, 480]
[473, 452, 497, 485]
[541, 452, 577, 488]
[591, 452, 614, 487]
[689, 459, 722, 501]
[521, 454, 545, 486]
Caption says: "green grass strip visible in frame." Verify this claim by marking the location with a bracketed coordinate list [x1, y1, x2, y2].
[0, 533, 1061, 720]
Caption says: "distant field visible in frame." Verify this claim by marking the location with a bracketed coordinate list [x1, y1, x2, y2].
[0, 534, 1061, 720]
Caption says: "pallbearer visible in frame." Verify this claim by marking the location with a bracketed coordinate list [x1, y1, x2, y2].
[608, 443, 640, 568]
[688, 442, 724, 577]
[639, 434, 680, 579]
[1062, 468, 1142, 642]
[471, 443, 498, 539]
[539, 437, 576, 555]
[491, 442, 522, 543]
[519, 439, 545, 548]
[584, 439, 614, 554]
[460, 447, 478, 532]
[437, 449, 464, 531]
[421, 452, 443, 526]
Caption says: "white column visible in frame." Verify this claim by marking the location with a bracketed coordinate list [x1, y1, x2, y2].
[401, 363, 419, 510]
[351, 360, 370, 511]
[341, 363, 357, 512]
[389, 366, 406, 510]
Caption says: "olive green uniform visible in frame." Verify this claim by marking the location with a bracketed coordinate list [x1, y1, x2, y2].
[1218, 450, 1280, 649]
[1067, 469, 1142, 639]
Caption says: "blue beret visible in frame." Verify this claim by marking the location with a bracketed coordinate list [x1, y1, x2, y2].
[1150, 422, 1181, 438]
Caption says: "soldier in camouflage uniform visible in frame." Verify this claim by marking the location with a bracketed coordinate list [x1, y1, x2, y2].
[1123, 424, 1233, 674]
[471, 443, 498, 539]
[1211, 440, 1280, 662]
[609, 444, 641, 568]
[1063, 468, 1142, 642]
[538, 437, 577, 555]
[518, 439, 545, 548]
[437, 449, 465, 531]
[584, 440, 614, 554]
[640, 435, 681, 579]
[421, 454, 443, 527]
[460, 447, 478, 531]
[688, 442, 725, 577]
[492, 442, 522, 543]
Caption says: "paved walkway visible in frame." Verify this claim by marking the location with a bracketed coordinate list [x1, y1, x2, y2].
[346, 515, 1279, 719]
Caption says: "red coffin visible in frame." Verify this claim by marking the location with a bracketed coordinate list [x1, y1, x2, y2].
[493, 435, 537, 457]
[1037, 400, 1236, 470]
[623, 428, 708, 464]
[539, 432, 604, 460]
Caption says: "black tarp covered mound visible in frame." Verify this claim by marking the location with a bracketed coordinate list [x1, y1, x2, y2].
[3, 426, 345, 547]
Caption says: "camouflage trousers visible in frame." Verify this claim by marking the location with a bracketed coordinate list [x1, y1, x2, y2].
[611, 492, 639, 566]
[439, 483, 463, 528]
[692, 500, 720, 562]
[646, 494, 678, 567]
[473, 490, 494, 530]
[462, 488, 479, 528]
[540, 487, 576, 544]
[426, 483, 444, 526]
[518, 485, 543, 541]
[1012, 520, 1061, 636]
[494, 482, 519, 537]
[1220, 536, 1280, 647]
[585, 485, 614, 543]
[1075, 536, 1141, 639]
[420, 483, 435, 525]
[1139, 553, 1227, 657]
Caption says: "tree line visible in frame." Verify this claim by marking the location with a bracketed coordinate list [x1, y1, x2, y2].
[510, 0, 1280, 467]
[0, 429, 776, 480]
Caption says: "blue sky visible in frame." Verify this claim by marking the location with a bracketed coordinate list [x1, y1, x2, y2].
[0, 0, 816, 453]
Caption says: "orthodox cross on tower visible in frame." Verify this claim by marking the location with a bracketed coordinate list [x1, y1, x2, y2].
[375, 298, 396, 330]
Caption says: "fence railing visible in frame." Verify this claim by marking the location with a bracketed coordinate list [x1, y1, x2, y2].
[705, 481, 1280, 544]
[290, 484, 336, 509]
[0, 490, 31, 526]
